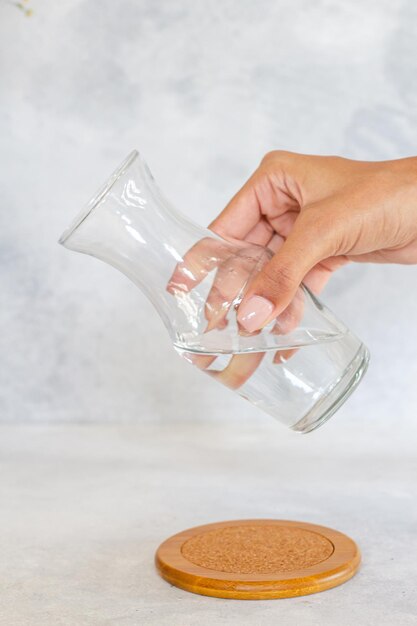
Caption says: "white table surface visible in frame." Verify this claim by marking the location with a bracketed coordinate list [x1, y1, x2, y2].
[1, 418, 416, 626]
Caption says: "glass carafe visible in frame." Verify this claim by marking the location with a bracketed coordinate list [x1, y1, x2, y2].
[59, 151, 369, 433]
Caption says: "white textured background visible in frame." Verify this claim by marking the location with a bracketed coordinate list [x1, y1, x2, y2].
[1, 0, 417, 427]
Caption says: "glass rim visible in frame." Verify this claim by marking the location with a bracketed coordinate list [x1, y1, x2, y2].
[58, 150, 139, 246]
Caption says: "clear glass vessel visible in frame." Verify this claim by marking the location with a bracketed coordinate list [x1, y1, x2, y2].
[59, 151, 370, 433]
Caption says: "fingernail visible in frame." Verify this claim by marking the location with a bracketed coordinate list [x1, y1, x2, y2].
[237, 296, 274, 332]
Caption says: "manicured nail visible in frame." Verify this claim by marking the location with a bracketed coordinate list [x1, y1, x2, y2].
[237, 296, 274, 332]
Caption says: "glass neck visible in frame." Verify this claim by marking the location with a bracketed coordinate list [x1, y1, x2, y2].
[59, 152, 205, 327]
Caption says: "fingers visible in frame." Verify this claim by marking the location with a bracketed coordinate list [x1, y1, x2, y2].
[209, 172, 263, 241]
[181, 351, 217, 371]
[273, 348, 298, 364]
[243, 219, 275, 246]
[167, 237, 231, 295]
[237, 209, 335, 332]
[182, 349, 264, 390]
[209, 161, 300, 243]
[271, 284, 305, 364]
[204, 249, 261, 331]
[209, 352, 265, 390]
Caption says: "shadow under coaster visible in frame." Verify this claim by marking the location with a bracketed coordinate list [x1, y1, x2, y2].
[155, 519, 360, 600]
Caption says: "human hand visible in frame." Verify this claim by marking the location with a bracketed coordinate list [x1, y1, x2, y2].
[210, 151, 417, 332]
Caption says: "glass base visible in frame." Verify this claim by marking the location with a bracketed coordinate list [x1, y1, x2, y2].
[291, 344, 370, 434]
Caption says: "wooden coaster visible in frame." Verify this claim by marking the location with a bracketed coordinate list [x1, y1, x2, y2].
[155, 519, 360, 600]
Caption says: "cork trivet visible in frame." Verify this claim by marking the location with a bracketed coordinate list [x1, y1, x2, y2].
[181, 525, 334, 574]
[155, 519, 360, 600]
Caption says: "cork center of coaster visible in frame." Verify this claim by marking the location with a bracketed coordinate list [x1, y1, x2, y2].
[181, 524, 334, 574]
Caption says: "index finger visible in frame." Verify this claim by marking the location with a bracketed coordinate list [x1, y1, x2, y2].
[209, 171, 263, 241]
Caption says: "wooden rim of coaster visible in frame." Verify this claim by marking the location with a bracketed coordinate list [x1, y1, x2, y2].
[155, 519, 361, 600]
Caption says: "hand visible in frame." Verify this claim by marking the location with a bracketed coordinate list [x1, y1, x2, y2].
[210, 151, 417, 332]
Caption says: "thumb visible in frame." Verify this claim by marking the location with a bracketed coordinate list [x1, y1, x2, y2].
[237, 210, 332, 332]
